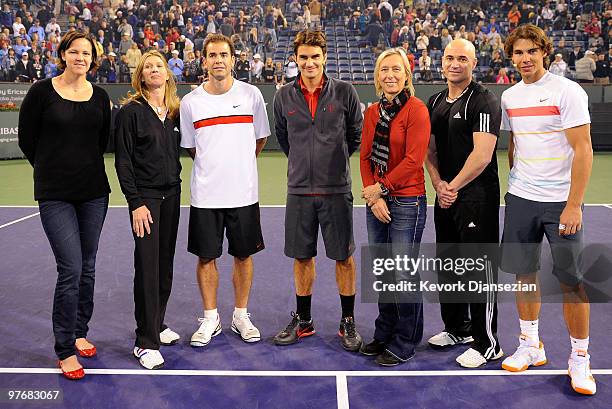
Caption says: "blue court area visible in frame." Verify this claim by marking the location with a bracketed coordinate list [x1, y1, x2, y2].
[1, 206, 612, 408]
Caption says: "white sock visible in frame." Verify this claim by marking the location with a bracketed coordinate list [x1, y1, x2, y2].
[571, 336, 589, 358]
[519, 319, 539, 346]
[204, 308, 218, 321]
[234, 307, 247, 318]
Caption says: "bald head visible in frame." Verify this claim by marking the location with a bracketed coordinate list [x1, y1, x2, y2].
[444, 39, 476, 59]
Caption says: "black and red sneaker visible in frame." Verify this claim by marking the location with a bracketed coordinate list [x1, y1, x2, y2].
[338, 316, 363, 352]
[273, 312, 315, 346]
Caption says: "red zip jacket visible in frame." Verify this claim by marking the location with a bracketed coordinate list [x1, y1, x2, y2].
[360, 96, 430, 197]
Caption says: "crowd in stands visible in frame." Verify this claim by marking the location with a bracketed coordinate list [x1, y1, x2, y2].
[0, 0, 611, 85]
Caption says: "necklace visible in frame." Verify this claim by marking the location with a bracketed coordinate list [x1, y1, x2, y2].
[147, 100, 167, 117]
[446, 84, 470, 103]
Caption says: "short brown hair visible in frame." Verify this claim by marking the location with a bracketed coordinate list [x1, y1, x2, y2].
[504, 24, 553, 65]
[57, 30, 99, 71]
[203, 33, 235, 58]
[293, 30, 327, 56]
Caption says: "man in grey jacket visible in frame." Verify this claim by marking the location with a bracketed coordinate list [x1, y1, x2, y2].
[575, 50, 596, 83]
[272, 29, 363, 352]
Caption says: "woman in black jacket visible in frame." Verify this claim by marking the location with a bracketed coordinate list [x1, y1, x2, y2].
[114, 50, 182, 370]
[18, 31, 110, 380]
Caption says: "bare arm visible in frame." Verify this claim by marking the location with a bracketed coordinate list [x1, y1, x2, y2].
[508, 132, 514, 169]
[559, 124, 593, 235]
[447, 132, 497, 192]
[255, 137, 267, 157]
[424, 133, 442, 190]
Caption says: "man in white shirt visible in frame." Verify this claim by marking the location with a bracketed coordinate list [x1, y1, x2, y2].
[499, 24, 595, 396]
[549, 53, 568, 77]
[250, 53, 264, 82]
[180, 34, 270, 348]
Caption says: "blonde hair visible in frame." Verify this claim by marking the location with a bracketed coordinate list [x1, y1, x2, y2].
[373, 47, 415, 97]
[120, 50, 180, 120]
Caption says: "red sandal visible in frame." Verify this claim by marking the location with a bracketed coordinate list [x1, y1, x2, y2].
[76, 344, 97, 358]
[58, 360, 85, 380]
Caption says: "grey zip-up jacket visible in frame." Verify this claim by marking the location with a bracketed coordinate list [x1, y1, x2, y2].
[273, 74, 362, 194]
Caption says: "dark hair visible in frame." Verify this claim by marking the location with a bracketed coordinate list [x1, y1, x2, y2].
[203, 33, 235, 57]
[57, 30, 98, 71]
[504, 24, 553, 66]
[293, 30, 327, 56]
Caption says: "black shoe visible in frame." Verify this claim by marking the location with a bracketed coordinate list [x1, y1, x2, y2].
[273, 312, 315, 346]
[360, 339, 386, 356]
[338, 317, 363, 352]
[375, 349, 413, 367]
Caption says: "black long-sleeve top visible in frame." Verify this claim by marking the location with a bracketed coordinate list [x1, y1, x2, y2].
[18, 78, 111, 201]
[114, 98, 182, 211]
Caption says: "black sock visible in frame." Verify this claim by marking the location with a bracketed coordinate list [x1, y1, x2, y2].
[340, 294, 355, 319]
[296, 294, 312, 321]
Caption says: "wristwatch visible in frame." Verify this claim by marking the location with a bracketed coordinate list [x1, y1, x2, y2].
[379, 182, 389, 196]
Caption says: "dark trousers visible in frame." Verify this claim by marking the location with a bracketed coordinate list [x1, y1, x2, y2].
[39, 196, 109, 360]
[132, 194, 180, 350]
[367, 195, 427, 360]
[434, 199, 501, 357]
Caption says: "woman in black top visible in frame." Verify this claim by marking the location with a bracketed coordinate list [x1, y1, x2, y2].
[114, 50, 182, 370]
[18, 31, 110, 380]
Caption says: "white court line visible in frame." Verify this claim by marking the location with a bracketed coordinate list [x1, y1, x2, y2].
[336, 375, 350, 409]
[0, 212, 39, 229]
[2, 204, 612, 209]
[2, 368, 612, 376]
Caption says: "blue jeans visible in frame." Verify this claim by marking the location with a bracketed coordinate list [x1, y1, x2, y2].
[366, 195, 426, 360]
[39, 196, 108, 360]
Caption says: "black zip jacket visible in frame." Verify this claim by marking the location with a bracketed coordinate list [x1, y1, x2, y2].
[273, 74, 362, 194]
[114, 98, 182, 210]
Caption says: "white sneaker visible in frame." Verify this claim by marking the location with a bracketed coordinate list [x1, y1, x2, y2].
[160, 328, 180, 346]
[133, 347, 164, 370]
[568, 350, 596, 395]
[502, 335, 547, 372]
[428, 331, 474, 349]
[231, 312, 261, 343]
[190, 315, 222, 347]
[456, 347, 504, 368]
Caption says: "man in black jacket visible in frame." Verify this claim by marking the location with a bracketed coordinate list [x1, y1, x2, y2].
[272, 30, 364, 352]
[15, 52, 35, 82]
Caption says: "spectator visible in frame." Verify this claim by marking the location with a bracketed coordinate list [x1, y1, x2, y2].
[0, 4, 13, 29]
[569, 44, 585, 69]
[440, 28, 452, 50]
[45, 17, 61, 38]
[549, 53, 568, 77]
[416, 30, 429, 53]
[13, 17, 25, 38]
[118, 54, 131, 83]
[28, 19, 45, 41]
[262, 57, 275, 83]
[400, 41, 415, 72]
[126, 42, 142, 77]
[554, 38, 572, 64]
[274, 61, 285, 88]
[429, 28, 442, 60]
[168, 49, 184, 82]
[575, 50, 596, 83]
[482, 68, 495, 83]
[284, 54, 298, 82]
[235, 51, 250, 82]
[418, 49, 432, 81]
[2, 47, 18, 82]
[309, 0, 322, 28]
[594, 52, 610, 84]
[98, 52, 118, 83]
[250, 53, 264, 82]
[302, 5, 312, 29]
[365, 15, 386, 48]
[487, 26, 501, 48]
[495, 67, 510, 84]
[44, 55, 58, 78]
[30, 53, 44, 81]
[589, 32, 604, 52]
[508, 5, 521, 29]
[15, 52, 34, 82]
[206, 15, 218, 34]
[119, 32, 134, 55]
[220, 17, 234, 38]
[289, 0, 302, 17]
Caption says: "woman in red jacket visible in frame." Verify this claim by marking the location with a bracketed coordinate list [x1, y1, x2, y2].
[359, 48, 431, 366]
